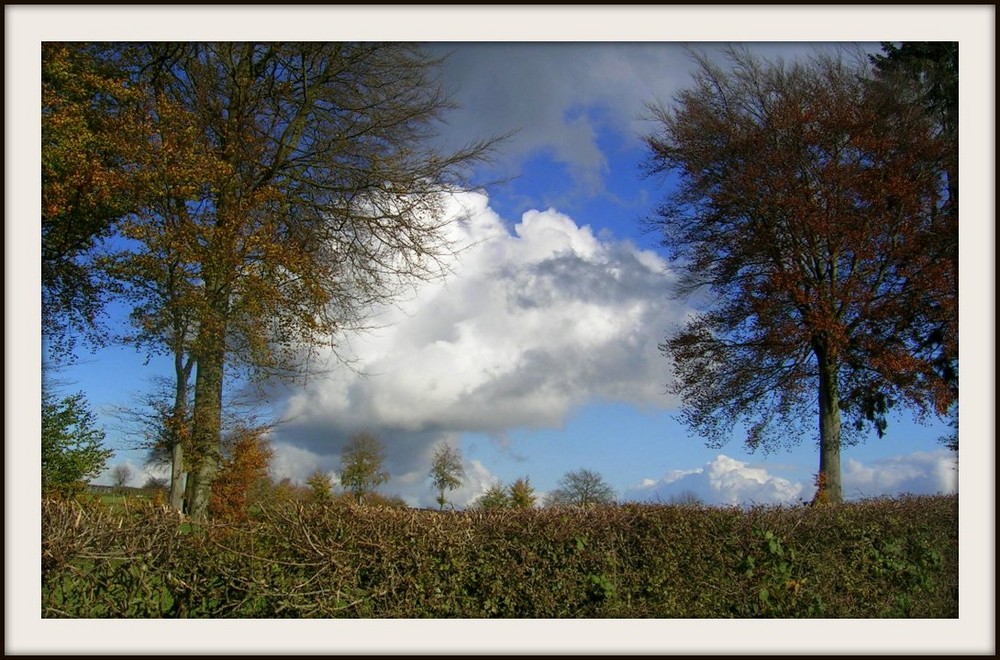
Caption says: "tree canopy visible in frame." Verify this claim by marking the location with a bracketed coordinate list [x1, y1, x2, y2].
[643, 46, 957, 502]
[428, 442, 465, 510]
[41, 43, 145, 356]
[546, 469, 616, 507]
[338, 432, 390, 503]
[42, 390, 112, 497]
[44, 42, 501, 520]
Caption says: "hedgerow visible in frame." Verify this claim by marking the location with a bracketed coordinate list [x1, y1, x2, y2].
[41, 494, 958, 618]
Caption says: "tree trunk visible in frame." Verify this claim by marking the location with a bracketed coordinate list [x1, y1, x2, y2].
[169, 353, 193, 512]
[170, 435, 186, 512]
[814, 342, 843, 504]
[187, 330, 226, 522]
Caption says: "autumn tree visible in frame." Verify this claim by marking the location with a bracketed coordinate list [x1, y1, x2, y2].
[42, 390, 113, 498]
[508, 477, 537, 509]
[643, 47, 957, 502]
[545, 469, 616, 507]
[207, 425, 274, 522]
[428, 442, 465, 510]
[338, 432, 390, 505]
[97, 42, 499, 521]
[41, 43, 143, 356]
[306, 470, 334, 504]
[869, 42, 959, 452]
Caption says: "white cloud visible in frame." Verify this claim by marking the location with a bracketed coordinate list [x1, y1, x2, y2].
[842, 450, 958, 500]
[626, 455, 806, 506]
[268, 190, 687, 501]
[628, 450, 960, 507]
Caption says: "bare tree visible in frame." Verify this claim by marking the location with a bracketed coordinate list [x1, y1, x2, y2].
[111, 463, 133, 489]
[143, 475, 170, 491]
[545, 469, 616, 507]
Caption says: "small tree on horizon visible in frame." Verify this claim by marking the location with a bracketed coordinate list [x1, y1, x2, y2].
[111, 463, 133, 489]
[428, 442, 465, 510]
[668, 490, 703, 506]
[545, 469, 617, 507]
[338, 432, 390, 505]
[306, 470, 334, 504]
[474, 482, 511, 510]
[143, 475, 170, 491]
[508, 476, 537, 509]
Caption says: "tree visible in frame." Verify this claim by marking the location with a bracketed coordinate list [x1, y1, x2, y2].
[545, 469, 616, 507]
[41, 43, 143, 356]
[143, 475, 170, 491]
[95, 42, 499, 522]
[108, 376, 195, 512]
[643, 47, 956, 503]
[110, 463, 133, 489]
[668, 490, 703, 507]
[869, 42, 959, 453]
[428, 442, 465, 510]
[306, 470, 334, 504]
[208, 425, 274, 522]
[474, 482, 510, 510]
[42, 390, 113, 498]
[338, 432, 389, 505]
[508, 476, 537, 509]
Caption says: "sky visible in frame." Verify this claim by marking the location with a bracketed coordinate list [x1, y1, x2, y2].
[44, 41, 960, 509]
[7, 5, 995, 655]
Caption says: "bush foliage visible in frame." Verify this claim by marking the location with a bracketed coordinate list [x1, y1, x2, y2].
[42, 495, 958, 618]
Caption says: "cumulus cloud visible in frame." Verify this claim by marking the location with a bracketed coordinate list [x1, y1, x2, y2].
[627, 450, 959, 507]
[842, 450, 958, 500]
[625, 455, 807, 506]
[267, 190, 687, 505]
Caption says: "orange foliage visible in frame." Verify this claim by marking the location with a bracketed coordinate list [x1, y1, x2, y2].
[208, 428, 274, 522]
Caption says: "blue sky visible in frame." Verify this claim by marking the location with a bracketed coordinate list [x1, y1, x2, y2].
[36, 40, 963, 509]
[8, 5, 994, 656]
